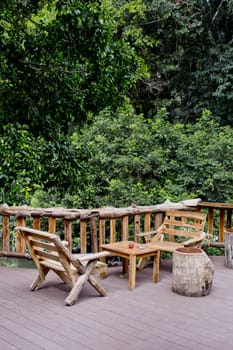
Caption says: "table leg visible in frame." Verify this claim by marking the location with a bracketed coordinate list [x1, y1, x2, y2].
[129, 255, 136, 290]
[122, 258, 128, 274]
[152, 251, 160, 283]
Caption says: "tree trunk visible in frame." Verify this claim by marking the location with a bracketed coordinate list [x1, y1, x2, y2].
[224, 229, 233, 269]
[172, 247, 214, 297]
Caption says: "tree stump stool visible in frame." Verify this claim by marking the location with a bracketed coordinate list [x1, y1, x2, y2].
[224, 229, 233, 269]
[172, 247, 214, 297]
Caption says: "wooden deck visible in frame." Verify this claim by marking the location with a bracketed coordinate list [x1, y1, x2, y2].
[0, 256, 233, 350]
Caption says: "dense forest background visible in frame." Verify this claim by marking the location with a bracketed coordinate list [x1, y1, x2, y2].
[0, 0, 232, 208]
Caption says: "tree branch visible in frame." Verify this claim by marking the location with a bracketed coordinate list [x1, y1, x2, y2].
[211, 0, 226, 24]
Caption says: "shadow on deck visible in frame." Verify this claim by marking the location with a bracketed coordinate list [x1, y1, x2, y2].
[0, 256, 233, 350]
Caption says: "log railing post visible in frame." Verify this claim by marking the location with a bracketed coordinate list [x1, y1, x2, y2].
[110, 219, 116, 243]
[226, 210, 232, 229]
[48, 216, 56, 233]
[80, 220, 87, 253]
[90, 217, 98, 253]
[98, 218, 108, 278]
[32, 215, 41, 230]
[99, 219, 106, 248]
[207, 208, 214, 235]
[219, 209, 225, 242]
[16, 215, 26, 253]
[134, 214, 140, 242]
[64, 218, 73, 251]
[2, 215, 10, 252]
[144, 212, 151, 233]
[154, 213, 163, 230]
[121, 215, 128, 241]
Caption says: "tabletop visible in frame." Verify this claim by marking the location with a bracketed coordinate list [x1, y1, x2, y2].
[100, 240, 158, 256]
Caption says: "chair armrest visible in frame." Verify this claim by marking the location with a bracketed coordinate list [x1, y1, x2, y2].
[183, 232, 205, 247]
[137, 224, 164, 238]
[73, 251, 111, 263]
[137, 230, 158, 238]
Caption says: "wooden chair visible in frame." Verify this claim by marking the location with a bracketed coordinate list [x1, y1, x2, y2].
[137, 210, 206, 276]
[16, 226, 110, 306]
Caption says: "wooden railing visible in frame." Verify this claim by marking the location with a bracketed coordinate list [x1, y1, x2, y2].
[0, 200, 232, 258]
[198, 202, 233, 245]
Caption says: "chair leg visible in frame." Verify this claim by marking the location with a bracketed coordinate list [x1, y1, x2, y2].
[137, 257, 147, 271]
[88, 274, 107, 297]
[65, 274, 88, 306]
[65, 260, 106, 306]
[152, 251, 160, 283]
[30, 267, 49, 291]
[53, 270, 72, 285]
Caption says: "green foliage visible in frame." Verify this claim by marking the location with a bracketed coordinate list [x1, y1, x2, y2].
[71, 104, 164, 207]
[0, 0, 148, 139]
[172, 110, 233, 201]
[0, 1, 233, 209]
[202, 247, 224, 257]
[132, 0, 233, 124]
[0, 123, 80, 205]
[0, 124, 42, 204]
[190, 46, 233, 123]
[69, 105, 233, 208]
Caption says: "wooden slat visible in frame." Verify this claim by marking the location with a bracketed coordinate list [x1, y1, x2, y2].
[64, 219, 72, 250]
[18, 228, 55, 240]
[2, 215, 10, 252]
[164, 218, 204, 230]
[208, 208, 214, 234]
[90, 217, 98, 253]
[80, 220, 87, 254]
[144, 213, 151, 233]
[154, 213, 163, 230]
[16, 217, 26, 253]
[33, 248, 60, 262]
[31, 240, 57, 252]
[110, 219, 116, 243]
[121, 216, 128, 241]
[40, 259, 67, 272]
[48, 217, 56, 233]
[219, 209, 225, 242]
[163, 227, 202, 238]
[134, 214, 140, 242]
[166, 209, 206, 220]
[33, 216, 41, 230]
[99, 219, 106, 247]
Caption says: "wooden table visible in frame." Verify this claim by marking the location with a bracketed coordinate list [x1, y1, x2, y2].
[100, 241, 159, 290]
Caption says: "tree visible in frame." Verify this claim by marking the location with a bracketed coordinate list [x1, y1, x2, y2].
[0, 123, 42, 204]
[170, 110, 233, 201]
[131, 0, 233, 125]
[0, 0, 147, 139]
[69, 106, 233, 207]
[0, 123, 80, 205]
[0, 0, 148, 204]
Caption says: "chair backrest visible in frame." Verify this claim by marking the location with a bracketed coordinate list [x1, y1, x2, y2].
[16, 226, 73, 269]
[161, 210, 206, 242]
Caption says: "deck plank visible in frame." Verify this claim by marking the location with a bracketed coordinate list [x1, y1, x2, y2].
[0, 256, 233, 350]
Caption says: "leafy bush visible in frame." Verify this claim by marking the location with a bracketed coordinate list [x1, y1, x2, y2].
[0, 124, 42, 204]
[0, 123, 80, 205]
[69, 105, 233, 208]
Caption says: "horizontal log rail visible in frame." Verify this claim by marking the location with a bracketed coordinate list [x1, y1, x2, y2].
[0, 200, 232, 258]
